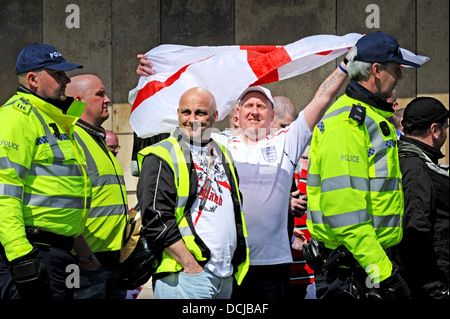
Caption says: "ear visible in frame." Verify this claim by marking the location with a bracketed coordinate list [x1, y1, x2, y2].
[73, 95, 82, 101]
[430, 123, 439, 138]
[212, 109, 219, 124]
[26, 71, 39, 89]
[372, 63, 382, 78]
[392, 101, 399, 111]
[232, 114, 239, 127]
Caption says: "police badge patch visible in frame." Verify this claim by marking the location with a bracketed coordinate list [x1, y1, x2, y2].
[261, 146, 277, 163]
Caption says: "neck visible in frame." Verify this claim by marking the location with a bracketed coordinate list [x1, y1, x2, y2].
[80, 115, 103, 128]
[179, 131, 211, 147]
[18, 85, 73, 114]
[76, 119, 106, 139]
[239, 128, 269, 145]
[346, 80, 394, 113]
[404, 134, 434, 148]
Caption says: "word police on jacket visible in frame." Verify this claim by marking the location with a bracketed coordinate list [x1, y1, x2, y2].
[341, 154, 360, 163]
[0, 140, 19, 151]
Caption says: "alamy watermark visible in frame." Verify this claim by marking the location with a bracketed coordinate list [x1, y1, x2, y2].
[66, 4, 80, 29]
[65, 264, 80, 289]
[65, 4, 380, 30]
[365, 264, 381, 289]
[366, 4, 380, 29]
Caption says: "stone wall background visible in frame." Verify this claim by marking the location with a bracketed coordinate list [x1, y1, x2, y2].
[1, 0, 448, 208]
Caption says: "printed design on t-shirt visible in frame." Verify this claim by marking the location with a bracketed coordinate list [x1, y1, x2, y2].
[261, 145, 277, 163]
[192, 147, 231, 225]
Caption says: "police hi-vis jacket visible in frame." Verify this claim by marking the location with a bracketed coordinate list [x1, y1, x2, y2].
[306, 81, 404, 284]
[0, 89, 92, 262]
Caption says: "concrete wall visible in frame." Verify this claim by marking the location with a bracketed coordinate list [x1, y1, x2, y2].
[1, 0, 448, 208]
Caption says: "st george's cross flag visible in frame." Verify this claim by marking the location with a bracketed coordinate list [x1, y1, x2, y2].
[129, 33, 428, 138]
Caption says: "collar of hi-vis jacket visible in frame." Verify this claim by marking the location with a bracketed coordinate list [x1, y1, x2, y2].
[346, 80, 395, 117]
[16, 89, 85, 134]
[17, 85, 85, 117]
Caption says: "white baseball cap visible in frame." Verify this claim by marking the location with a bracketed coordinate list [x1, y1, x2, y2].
[238, 85, 274, 107]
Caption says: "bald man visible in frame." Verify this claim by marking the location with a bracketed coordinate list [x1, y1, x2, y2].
[137, 87, 249, 299]
[65, 74, 110, 126]
[272, 95, 298, 130]
[66, 74, 129, 299]
[105, 130, 120, 157]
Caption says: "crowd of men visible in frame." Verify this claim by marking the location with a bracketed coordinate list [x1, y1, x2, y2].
[0, 31, 448, 300]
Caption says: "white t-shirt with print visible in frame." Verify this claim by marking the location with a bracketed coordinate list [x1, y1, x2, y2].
[212, 111, 312, 265]
[189, 143, 237, 278]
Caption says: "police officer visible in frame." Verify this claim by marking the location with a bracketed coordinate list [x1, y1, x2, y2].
[305, 32, 427, 299]
[66, 74, 129, 299]
[0, 43, 92, 299]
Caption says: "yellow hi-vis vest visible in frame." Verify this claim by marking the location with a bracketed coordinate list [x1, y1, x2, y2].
[73, 127, 128, 253]
[0, 91, 92, 261]
[306, 93, 404, 284]
[137, 135, 249, 285]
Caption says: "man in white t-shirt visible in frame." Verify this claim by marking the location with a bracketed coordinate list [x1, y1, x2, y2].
[136, 55, 350, 299]
[137, 87, 249, 299]
[213, 61, 350, 299]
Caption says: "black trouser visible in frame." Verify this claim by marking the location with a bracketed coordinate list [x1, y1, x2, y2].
[231, 264, 291, 300]
[0, 236, 77, 300]
[315, 266, 369, 299]
[314, 247, 369, 300]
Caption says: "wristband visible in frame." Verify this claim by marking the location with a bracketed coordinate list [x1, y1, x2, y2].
[79, 253, 95, 264]
[339, 63, 348, 74]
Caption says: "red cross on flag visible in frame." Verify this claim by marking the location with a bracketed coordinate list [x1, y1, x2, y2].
[128, 33, 427, 138]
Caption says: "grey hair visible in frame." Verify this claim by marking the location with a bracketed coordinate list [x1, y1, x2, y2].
[347, 46, 389, 82]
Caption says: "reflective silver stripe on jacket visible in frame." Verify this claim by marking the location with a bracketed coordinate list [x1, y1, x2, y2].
[307, 208, 400, 229]
[321, 106, 353, 121]
[28, 163, 83, 177]
[179, 225, 194, 237]
[365, 114, 391, 176]
[321, 175, 369, 193]
[22, 192, 90, 209]
[0, 156, 29, 180]
[318, 175, 400, 193]
[0, 184, 23, 199]
[89, 204, 128, 218]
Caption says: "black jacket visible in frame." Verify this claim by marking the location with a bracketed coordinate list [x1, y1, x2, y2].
[392, 135, 449, 299]
[136, 131, 247, 277]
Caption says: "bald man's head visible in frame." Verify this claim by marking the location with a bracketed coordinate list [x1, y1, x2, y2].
[272, 96, 298, 130]
[67, 74, 111, 127]
[177, 87, 218, 142]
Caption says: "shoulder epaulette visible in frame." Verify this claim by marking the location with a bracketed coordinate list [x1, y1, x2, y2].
[11, 97, 33, 115]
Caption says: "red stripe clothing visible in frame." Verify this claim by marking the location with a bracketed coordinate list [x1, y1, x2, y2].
[290, 166, 314, 286]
